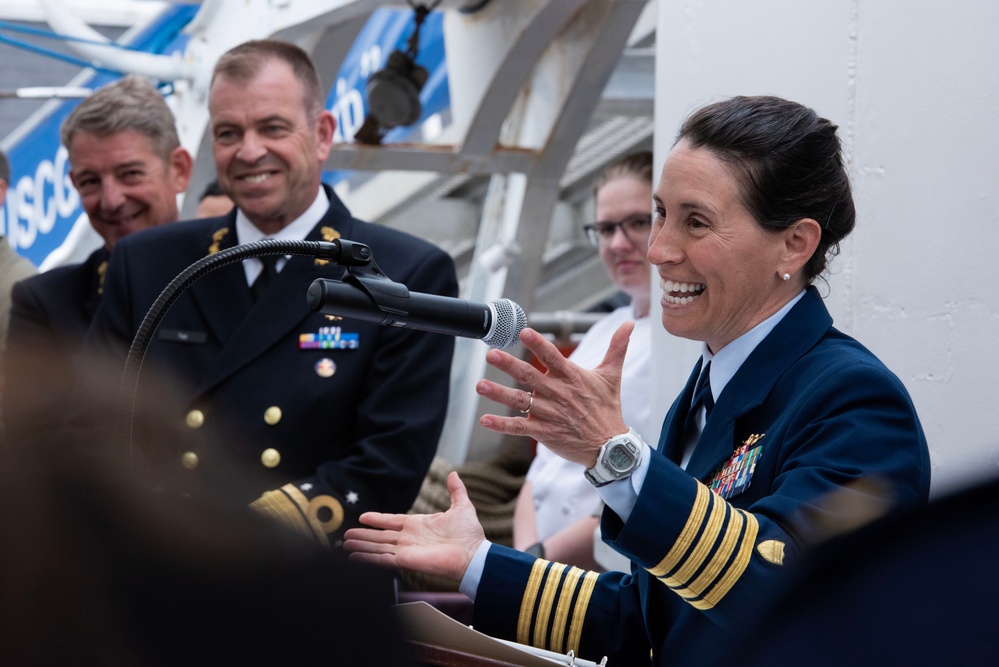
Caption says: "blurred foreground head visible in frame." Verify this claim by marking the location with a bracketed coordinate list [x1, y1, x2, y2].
[0, 350, 410, 665]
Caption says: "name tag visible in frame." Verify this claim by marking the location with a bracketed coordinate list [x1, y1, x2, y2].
[158, 328, 207, 344]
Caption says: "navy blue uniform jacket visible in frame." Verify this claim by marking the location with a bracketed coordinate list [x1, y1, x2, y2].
[472, 287, 930, 665]
[5, 247, 108, 444]
[79, 187, 457, 547]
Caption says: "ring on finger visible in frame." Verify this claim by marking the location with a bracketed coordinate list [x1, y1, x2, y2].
[519, 391, 534, 415]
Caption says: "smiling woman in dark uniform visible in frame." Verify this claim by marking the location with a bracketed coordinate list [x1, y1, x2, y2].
[343, 95, 930, 666]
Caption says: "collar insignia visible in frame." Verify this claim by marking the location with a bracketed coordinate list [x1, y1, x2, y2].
[315, 226, 342, 266]
[208, 227, 230, 255]
[97, 260, 108, 295]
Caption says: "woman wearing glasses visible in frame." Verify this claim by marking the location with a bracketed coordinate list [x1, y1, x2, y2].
[512, 151, 659, 571]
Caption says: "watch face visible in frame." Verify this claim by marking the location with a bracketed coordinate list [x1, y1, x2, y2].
[607, 443, 634, 471]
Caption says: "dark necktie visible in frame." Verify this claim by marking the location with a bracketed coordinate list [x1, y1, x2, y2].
[683, 360, 713, 433]
[250, 255, 279, 301]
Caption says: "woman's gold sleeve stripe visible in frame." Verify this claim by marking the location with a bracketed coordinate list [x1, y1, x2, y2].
[667, 490, 726, 584]
[644, 480, 762, 610]
[566, 570, 598, 653]
[699, 509, 758, 608]
[516, 558, 600, 654]
[517, 558, 550, 645]
[550, 566, 584, 651]
[648, 483, 711, 577]
[533, 562, 567, 646]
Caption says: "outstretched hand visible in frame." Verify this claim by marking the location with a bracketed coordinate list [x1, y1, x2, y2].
[343, 472, 485, 584]
[476, 323, 633, 469]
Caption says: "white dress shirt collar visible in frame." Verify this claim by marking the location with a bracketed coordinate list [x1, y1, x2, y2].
[236, 186, 330, 284]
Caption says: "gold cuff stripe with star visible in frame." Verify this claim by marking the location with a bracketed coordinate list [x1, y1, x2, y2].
[248, 484, 345, 549]
[645, 481, 760, 610]
[516, 558, 598, 656]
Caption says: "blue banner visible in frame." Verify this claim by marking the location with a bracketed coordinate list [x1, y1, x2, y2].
[1, 5, 449, 268]
[0, 4, 198, 268]
[328, 7, 448, 144]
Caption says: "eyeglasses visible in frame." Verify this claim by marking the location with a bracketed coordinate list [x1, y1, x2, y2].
[582, 213, 653, 248]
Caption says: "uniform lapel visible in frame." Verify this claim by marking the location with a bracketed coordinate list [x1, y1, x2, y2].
[81, 247, 110, 320]
[186, 214, 250, 346]
[683, 288, 834, 481]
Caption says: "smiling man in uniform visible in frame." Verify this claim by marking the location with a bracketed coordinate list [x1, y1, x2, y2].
[77, 40, 458, 547]
[4, 75, 192, 444]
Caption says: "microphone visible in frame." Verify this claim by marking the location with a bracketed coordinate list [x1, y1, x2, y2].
[306, 278, 527, 349]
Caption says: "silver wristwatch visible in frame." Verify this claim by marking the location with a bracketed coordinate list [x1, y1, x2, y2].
[584, 428, 643, 487]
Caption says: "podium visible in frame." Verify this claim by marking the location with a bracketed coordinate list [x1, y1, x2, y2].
[398, 601, 607, 667]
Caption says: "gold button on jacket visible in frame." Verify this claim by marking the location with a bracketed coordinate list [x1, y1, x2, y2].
[261, 448, 281, 468]
[185, 410, 205, 429]
[264, 406, 282, 425]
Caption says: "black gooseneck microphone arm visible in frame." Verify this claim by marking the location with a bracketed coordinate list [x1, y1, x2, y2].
[117, 237, 375, 459]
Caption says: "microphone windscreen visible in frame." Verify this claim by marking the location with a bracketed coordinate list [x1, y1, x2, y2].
[483, 299, 527, 349]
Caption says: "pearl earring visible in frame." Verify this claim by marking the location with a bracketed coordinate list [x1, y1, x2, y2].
[782, 272, 791, 281]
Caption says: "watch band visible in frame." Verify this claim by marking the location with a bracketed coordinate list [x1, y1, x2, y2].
[524, 541, 545, 559]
